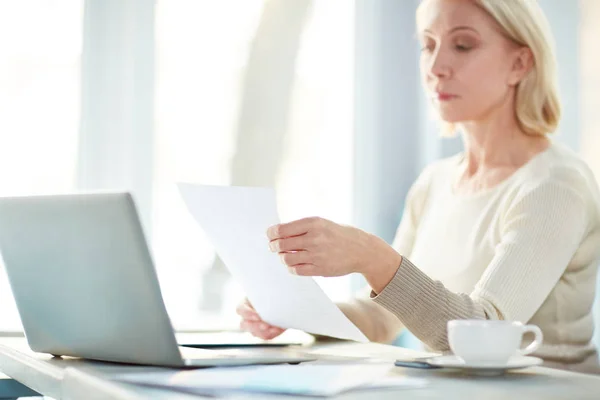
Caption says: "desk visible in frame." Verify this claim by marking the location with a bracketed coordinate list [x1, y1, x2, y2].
[0, 338, 599, 399]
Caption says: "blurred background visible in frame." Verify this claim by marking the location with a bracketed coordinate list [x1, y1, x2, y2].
[0, 0, 597, 351]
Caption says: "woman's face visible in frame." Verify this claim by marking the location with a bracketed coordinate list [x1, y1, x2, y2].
[418, 0, 525, 124]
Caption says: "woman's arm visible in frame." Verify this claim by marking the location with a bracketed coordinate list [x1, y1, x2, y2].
[334, 167, 435, 343]
[264, 165, 435, 342]
[369, 179, 591, 351]
[336, 286, 404, 343]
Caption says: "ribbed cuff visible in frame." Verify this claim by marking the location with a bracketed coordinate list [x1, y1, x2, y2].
[370, 256, 440, 316]
[370, 256, 484, 350]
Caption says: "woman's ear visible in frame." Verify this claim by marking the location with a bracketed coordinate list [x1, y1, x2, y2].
[508, 47, 534, 86]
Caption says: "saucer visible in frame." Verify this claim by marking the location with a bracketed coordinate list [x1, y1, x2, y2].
[426, 355, 543, 376]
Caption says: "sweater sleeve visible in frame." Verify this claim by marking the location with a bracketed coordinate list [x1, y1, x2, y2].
[371, 179, 590, 351]
[335, 166, 435, 343]
[336, 286, 405, 343]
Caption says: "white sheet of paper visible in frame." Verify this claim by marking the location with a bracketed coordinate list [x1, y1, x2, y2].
[114, 363, 425, 397]
[178, 183, 367, 342]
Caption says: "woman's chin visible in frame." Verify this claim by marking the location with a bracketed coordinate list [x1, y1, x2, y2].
[436, 113, 468, 124]
[432, 105, 470, 123]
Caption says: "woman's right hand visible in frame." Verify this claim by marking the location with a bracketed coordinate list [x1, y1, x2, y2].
[236, 299, 286, 340]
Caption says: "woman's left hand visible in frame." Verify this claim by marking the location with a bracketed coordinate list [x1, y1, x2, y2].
[267, 217, 402, 282]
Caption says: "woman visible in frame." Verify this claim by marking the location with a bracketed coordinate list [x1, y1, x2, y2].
[237, 0, 600, 374]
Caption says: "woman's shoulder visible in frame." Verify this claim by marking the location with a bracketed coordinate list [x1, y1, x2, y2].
[506, 141, 600, 224]
[518, 141, 599, 193]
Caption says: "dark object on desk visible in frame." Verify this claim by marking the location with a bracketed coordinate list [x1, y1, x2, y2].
[181, 343, 297, 349]
[175, 331, 310, 349]
[395, 359, 441, 369]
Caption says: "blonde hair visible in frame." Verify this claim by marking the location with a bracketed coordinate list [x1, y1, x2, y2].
[417, 0, 561, 137]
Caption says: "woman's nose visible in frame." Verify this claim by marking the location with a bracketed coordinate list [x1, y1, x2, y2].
[427, 47, 452, 79]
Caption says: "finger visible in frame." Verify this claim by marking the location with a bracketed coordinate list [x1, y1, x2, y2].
[240, 320, 266, 333]
[244, 320, 283, 333]
[241, 320, 271, 332]
[291, 263, 321, 277]
[263, 327, 285, 340]
[235, 303, 242, 315]
[241, 321, 282, 340]
[240, 320, 250, 331]
[254, 323, 284, 340]
[267, 217, 321, 240]
[280, 250, 312, 267]
[269, 235, 309, 253]
[243, 298, 256, 311]
[236, 303, 261, 321]
[240, 321, 269, 339]
[236, 300, 255, 315]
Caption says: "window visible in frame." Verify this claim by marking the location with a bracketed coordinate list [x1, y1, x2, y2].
[580, 0, 600, 174]
[0, 1, 355, 332]
[0, 0, 83, 331]
[579, 0, 600, 346]
[152, 0, 356, 329]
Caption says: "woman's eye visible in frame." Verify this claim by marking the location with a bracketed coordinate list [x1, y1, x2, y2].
[454, 39, 475, 52]
[420, 42, 435, 52]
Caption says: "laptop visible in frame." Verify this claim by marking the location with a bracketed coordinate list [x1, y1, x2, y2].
[0, 193, 314, 367]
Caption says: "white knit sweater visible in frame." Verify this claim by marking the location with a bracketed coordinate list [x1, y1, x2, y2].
[341, 141, 600, 373]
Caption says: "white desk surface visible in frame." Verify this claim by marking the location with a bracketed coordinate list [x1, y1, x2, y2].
[0, 337, 599, 400]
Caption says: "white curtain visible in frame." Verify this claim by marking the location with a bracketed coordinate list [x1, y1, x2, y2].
[78, 0, 156, 233]
[152, 0, 355, 328]
[0, 0, 84, 331]
[580, 0, 600, 348]
[0, 0, 355, 332]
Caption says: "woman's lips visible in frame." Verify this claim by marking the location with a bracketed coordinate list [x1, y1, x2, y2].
[435, 92, 457, 101]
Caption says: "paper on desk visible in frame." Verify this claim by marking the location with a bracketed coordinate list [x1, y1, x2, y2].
[178, 183, 367, 342]
[114, 363, 426, 397]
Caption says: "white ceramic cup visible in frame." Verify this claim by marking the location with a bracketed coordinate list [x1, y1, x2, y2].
[447, 320, 543, 364]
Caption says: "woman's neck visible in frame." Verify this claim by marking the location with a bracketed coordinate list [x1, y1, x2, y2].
[458, 118, 549, 178]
